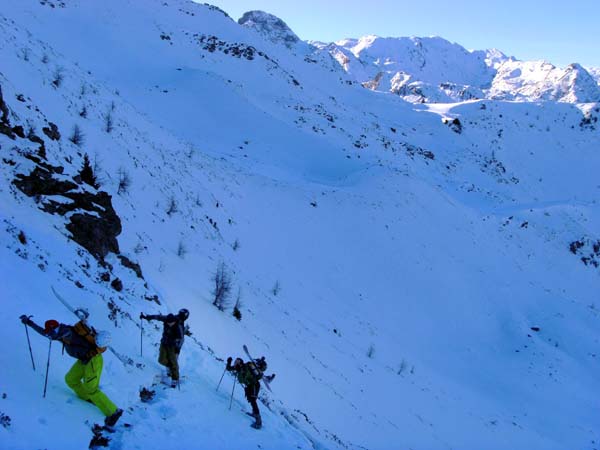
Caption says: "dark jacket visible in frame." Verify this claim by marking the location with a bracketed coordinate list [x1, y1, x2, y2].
[226, 359, 263, 387]
[146, 314, 186, 350]
[26, 319, 101, 364]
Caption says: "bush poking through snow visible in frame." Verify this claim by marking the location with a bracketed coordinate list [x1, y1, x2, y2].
[117, 168, 131, 195]
[397, 359, 407, 375]
[185, 144, 195, 159]
[80, 153, 99, 189]
[367, 345, 375, 359]
[139, 387, 155, 403]
[272, 280, 281, 296]
[51, 67, 64, 88]
[69, 124, 84, 147]
[212, 262, 232, 311]
[166, 197, 178, 216]
[103, 109, 114, 133]
[0, 412, 11, 428]
[232, 288, 242, 321]
[177, 240, 187, 258]
[18, 230, 26, 245]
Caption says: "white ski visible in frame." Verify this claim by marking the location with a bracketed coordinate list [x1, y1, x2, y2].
[51, 286, 134, 367]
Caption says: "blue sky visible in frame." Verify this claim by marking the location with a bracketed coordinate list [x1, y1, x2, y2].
[202, 0, 600, 68]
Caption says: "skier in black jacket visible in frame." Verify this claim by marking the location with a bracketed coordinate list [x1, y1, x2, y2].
[140, 309, 189, 387]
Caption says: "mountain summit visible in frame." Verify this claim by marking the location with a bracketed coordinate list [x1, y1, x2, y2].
[238, 10, 300, 48]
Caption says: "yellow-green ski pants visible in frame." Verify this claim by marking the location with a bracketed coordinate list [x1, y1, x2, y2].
[64, 353, 117, 416]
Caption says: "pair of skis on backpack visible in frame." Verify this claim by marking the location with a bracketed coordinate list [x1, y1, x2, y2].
[242, 345, 273, 392]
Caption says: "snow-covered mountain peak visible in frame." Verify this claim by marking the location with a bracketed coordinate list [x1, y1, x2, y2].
[489, 59, 600, 102]
[238, 10, 300, 48]
[325, 33, 599, 104]
[479, 47, 511, 69]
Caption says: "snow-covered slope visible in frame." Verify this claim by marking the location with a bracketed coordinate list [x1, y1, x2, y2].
[588, 67, 600, 85]
[1, 1, 599, 450]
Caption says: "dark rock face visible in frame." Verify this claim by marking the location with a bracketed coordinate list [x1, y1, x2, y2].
[0, 85, 9, 124]
[0, 85, 26, 140]
[110, 278, 123, 292]
[14, 165, 77, 197]
[42, 122, 61, 141]
[64, 193, 122, 260]
[13, 152, 122, 261]
[118, 255, 144, 279]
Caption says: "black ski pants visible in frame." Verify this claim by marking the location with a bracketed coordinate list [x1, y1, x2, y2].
[244, 381, 261, 416]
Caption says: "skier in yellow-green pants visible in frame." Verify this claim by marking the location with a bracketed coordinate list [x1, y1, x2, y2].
[65, 353, 117, 416]
[20, 314, 123, 427]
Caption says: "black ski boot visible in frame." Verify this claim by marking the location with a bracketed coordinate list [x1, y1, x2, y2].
[105, 408, 123, 428]
[250, 414, 262, 429]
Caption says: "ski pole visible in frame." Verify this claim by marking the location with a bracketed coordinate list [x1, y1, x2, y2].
[216, 366, 227, 392]
[229, 377, 236, 410]
[23, 318, 36, 371]
[43, 339, 52, 398]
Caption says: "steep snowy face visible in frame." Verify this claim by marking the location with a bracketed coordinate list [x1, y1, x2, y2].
[588, 67, 600, 85]
[489, 60, 600, 102]
[481, 48, 512, 70]
[238, 10, 300, 48]
[341, 35, 495, 86]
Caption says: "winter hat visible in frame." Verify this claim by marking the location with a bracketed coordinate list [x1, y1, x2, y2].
[95, 331, 111, 348]
[44, 319, 59, 333]
[166, 313, 176, 323]
[178, 308, 189, 320]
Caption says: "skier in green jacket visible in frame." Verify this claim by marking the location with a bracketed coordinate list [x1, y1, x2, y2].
[20, 314, 123, 427]
[226, 355, 275, 429]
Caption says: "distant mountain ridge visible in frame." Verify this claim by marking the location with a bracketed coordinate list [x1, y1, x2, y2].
[327, 35, 600, 103]
[242, 10, 599, 104]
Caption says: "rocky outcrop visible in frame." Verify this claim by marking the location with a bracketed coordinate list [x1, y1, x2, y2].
[13, 152, 122, 261]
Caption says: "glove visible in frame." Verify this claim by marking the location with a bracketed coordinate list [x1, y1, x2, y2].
[227, 357, 232, 364]
[20, 314, 30, 325]
[140, 313, 146, 320]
